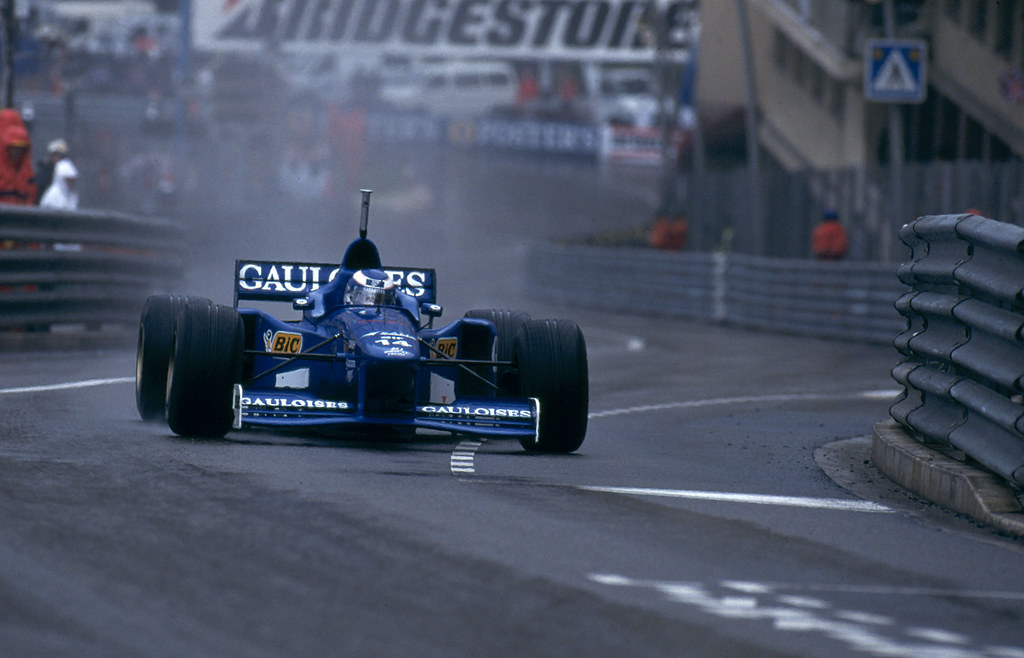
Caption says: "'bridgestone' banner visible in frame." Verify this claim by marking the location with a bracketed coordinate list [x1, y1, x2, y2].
[195, 0, 698, 62]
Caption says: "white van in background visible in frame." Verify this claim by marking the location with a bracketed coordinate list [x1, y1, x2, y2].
[377, 60, 518, 117]
[590, 67, 661, 128]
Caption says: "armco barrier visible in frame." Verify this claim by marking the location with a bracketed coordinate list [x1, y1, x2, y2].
[892, 213, 1024, 488]
[0, 206, 185, 343]
[525, 243, 906, 344]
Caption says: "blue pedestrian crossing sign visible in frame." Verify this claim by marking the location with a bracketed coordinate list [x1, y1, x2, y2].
[864, 38, 927, 103]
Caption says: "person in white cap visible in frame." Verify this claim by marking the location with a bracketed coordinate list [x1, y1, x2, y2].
[35, 138, 69, 203]
[40, 158, 79, 210]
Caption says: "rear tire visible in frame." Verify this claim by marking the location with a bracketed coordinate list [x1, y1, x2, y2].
[166, 300, 243, 438]
[464, 309, 531, 361]
[514, 319, 588, 453]
[464, 309, 531, 392]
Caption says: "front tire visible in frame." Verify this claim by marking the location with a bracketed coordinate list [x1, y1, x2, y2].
[136, 295, 180, 420]
[166, 300, 244, 438]
[135, 295, 213, 420]
[514, 319, 588, 453]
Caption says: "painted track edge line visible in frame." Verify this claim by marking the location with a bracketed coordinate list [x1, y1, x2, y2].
[0, 377, 135, 395]
[589, 390, 902, 419]
[580, 485, 893, 512]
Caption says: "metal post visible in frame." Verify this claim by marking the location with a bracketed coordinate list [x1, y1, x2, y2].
[883, 0, 902, 262]
[1, 0, 14, 108]
[736, 0, 764, 254]
[359, 189, 372, 238]
[175, 0, 193, 147]
[655, 4, 679, 214]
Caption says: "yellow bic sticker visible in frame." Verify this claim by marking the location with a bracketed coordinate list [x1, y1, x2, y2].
[264, 330, 303, 355]
[433, 338, 458, 358]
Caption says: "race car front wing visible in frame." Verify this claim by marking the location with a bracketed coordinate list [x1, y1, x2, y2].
[232, 385, 540, 438]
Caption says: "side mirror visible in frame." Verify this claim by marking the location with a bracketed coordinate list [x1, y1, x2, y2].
[420, 302, 442, 328]
[293, 297, 312, 311]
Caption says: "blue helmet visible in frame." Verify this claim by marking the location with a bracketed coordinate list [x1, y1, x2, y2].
[343, 269, 397, 306]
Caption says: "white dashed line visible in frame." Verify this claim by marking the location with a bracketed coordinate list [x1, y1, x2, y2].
[590, 574, 1024, 658]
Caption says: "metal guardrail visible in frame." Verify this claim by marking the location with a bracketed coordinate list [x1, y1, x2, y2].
[0, 206, 185, 341]
[525, 243, 905, 344]
[724, 255, 903, 343]
[892, 213, 1024, 488]
[526, 245, 721, 321]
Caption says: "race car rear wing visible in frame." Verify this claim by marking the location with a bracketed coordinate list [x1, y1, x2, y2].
[234, 260, 437, 306]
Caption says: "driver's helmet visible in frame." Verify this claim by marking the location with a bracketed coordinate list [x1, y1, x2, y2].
[343, 269, 397, 306]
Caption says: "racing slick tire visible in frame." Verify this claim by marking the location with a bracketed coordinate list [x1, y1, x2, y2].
[166, 300, 244, 438]
[135, 295, 214, 420]
[464, 309, 531, 361]
[136, 294, 179, 420]
[464, 309, 531, 392]
[514, 319, 588, 454]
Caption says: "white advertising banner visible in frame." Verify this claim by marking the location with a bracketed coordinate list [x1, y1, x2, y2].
[193, 0, 698, 63]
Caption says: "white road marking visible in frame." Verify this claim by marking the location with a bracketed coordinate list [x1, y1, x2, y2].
[0, 377, 134, 395]
[778, 595, 830, 609]
[450, 439, 484, 474]
[588, 390, 902, 419]
[590, 574, 1024, 657]
[580, 485, 893, 513]
[727, 581, 1024, 601]
[906, 627, 972, 645]
[835, 610, 894, 626]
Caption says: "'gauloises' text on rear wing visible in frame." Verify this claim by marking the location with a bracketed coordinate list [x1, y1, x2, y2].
[233, 260, 436, 306]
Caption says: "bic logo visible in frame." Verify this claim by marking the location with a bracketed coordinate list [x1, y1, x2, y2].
[432, 338, 458, 358]
[264, 330, 303, 354]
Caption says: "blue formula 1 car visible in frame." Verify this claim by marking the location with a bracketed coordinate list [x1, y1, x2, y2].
[135, 191, 588, 453]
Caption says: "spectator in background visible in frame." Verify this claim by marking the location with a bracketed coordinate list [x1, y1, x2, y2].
[649, 210, 688, 250]
[0, 118, 37, 206]
[811, 209, 849, 260]
[0, 107, 24, 133]
[35, 138, 69, 203]
[557, 68, 579, 116]
[39, 159, 79, 210]
[516, 66, 541, 107]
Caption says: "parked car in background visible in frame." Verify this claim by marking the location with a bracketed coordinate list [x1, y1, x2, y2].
[377, 60, 518, 117]
[591, 66, 662, 128]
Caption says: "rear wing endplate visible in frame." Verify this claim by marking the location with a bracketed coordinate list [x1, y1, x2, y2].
[234, 260, 437, 306]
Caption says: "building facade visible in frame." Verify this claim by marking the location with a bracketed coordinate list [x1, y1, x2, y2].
[700, 0, 1024, 170]
[688, 0, 1024, 259]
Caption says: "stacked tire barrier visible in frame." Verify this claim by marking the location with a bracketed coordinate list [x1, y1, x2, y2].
[892, 213, 1024, 488]
[525, 243, 905, 344]
[0, 206, 185, 346]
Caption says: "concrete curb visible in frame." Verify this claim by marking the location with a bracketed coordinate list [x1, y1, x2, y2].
[871, 419, 1024, 538]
